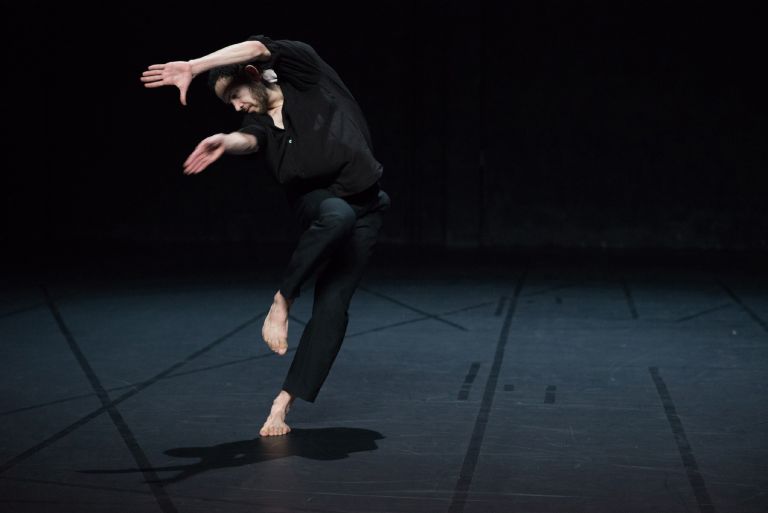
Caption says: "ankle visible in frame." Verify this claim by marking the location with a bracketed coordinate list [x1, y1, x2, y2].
[274, 390, 293, 406]
[274, 290, 293, 309]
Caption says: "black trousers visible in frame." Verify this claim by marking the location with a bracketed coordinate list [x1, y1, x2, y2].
[278, 182, 390, 402]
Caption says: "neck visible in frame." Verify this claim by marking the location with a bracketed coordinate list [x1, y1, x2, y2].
[266, 84, 284, 111]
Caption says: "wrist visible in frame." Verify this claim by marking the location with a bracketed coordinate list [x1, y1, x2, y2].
[188, 59, 202, 77]
[220, 133, 235, 150]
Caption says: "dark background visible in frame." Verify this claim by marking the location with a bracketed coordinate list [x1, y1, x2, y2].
[3, 2, 766, 268]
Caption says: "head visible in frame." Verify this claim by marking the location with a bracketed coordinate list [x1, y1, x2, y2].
[208, 64, 274, 114]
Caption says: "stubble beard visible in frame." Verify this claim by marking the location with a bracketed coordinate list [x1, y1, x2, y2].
[249, 82, 271, 114]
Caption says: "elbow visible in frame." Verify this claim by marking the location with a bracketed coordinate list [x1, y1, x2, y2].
[224, 132, 259, 154]
[239, 133, 259, 153]
[246, 40, 271, 61]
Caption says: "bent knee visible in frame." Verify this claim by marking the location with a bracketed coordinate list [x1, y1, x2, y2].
[317, 198, 356, 233]
[377, 190, 392, 212]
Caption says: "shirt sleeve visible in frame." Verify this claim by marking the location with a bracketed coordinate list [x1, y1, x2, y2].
[238, 114, 268, 147]
[247, 34, 322, 90]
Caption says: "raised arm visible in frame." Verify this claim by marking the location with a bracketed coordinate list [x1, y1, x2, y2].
[141, 40, 271, 105]
[183, 132, 259, 175]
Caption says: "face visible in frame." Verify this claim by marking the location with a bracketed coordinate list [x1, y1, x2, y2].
[215, 77, 270, 114]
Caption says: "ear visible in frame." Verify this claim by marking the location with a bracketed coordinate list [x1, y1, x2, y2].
[244, 64, 262, 81]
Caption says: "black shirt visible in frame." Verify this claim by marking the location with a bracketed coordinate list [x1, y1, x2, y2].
[237, 35, 383, 198]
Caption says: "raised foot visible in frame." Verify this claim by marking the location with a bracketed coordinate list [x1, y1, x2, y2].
[262, 291, 292, 355]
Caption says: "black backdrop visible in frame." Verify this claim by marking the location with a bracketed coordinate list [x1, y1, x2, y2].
[3, 2, 766, 264]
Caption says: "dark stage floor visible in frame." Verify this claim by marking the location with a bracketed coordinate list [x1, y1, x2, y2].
[1, 248, 766, 513]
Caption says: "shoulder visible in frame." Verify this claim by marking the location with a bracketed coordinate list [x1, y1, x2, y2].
[247, 36, 323, 89]
[247, 35, 320, 63]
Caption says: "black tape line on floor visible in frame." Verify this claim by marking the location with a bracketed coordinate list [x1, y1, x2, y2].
[347, 302, 491, 338]
[359, 286, 468, 331]
[1, 349, 285, 417]
[622, 279, 639, 319]
[457, 362, 481, 400]
[649, 367, 717, 513]
[38, 286, 179, 513]
[0, 298, 267, 482]
[675, 304, 733, 323]
[494, 296, 506, 316]
[449, 269, 528, 513]
[4, 300, 492, 418]
[717, 279, 768, 334]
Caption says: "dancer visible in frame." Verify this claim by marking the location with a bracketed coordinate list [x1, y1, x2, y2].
[141, 35, 390, 436]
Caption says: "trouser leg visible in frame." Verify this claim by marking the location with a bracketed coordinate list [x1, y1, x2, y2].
[278, 189, 357, 301]
[282, 189, 390, 402]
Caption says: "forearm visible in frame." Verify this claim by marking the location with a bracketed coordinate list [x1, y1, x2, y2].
[223, 132, 259, 154]
[189, 41, 271, 76]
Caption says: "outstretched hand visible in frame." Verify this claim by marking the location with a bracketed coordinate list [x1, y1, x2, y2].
[141, 61, 194, 105]
[184, 134, 227, 175]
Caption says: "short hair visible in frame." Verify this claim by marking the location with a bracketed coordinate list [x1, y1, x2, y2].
[207, 64, 251, 92]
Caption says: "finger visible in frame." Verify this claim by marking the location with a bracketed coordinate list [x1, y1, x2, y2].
[180, 87, 187, 106]
[184, 146, 207, 166]
[187, 155, 211, 174]
[184, 161, 201, 175]
[184, 160, 202, 174]
[143, 81, 167, 89]
[184, 155, 204, 172]
[140, 75, 164, 83]
[183, 154, 201, 172]
[147, 64, 165, 70]
[186, 157, 204, 173]
[141, 70, 163, 77]
[183, 149, 199, 166]
[197, 155, 216, 172]
[190, 160, 210, 174]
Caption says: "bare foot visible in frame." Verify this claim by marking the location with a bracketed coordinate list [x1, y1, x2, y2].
[262, 291, 292, 355]
[259, 390, 293, 437]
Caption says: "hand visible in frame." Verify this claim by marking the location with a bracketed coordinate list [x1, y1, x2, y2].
[140, 61, 194, 105]
[183, 134, 227, 175]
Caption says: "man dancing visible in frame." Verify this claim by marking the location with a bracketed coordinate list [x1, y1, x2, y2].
[141, 35, 390, 436]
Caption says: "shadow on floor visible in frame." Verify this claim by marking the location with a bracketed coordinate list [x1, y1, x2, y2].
[78, 427, 384, 485]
